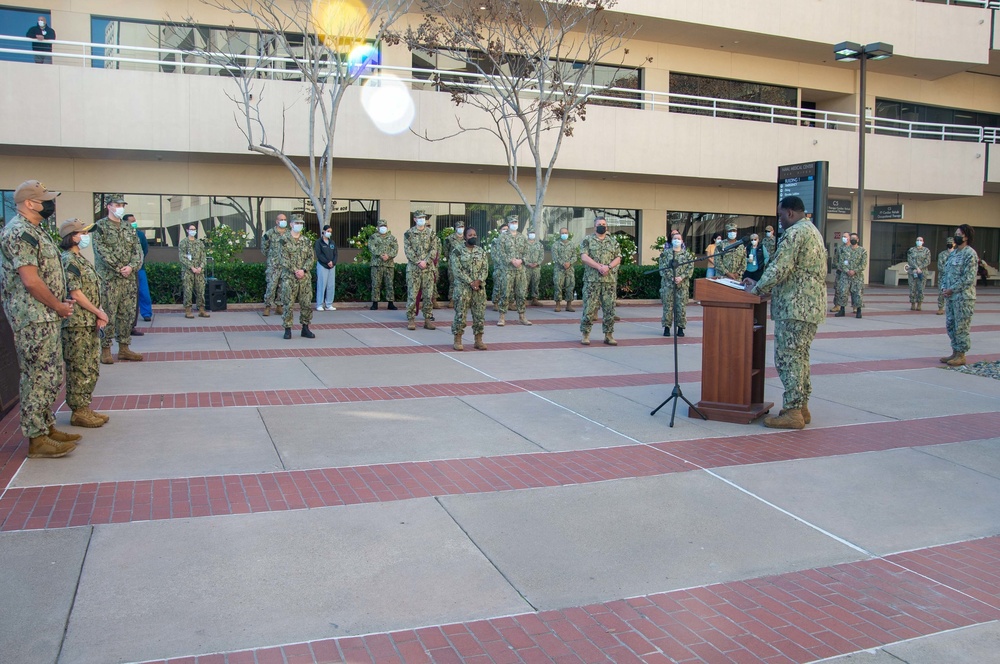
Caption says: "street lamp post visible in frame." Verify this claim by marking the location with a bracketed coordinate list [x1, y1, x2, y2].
[833, 41, 893, 245]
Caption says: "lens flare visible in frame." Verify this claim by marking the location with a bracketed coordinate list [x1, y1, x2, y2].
[347, 43, 379, 77]
[361, 74, 415, 135]
[312, 0, 369, 51]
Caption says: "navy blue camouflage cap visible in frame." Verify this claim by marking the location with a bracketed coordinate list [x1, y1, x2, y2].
[413, 210, 428, 219]
[506, 214, 519, 224]
[725, 221, 738, 231]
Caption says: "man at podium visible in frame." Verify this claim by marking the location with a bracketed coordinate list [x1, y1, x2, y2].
[742, 196, 826, 429]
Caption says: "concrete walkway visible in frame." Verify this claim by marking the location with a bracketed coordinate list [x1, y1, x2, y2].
[1, 286, 999, 664]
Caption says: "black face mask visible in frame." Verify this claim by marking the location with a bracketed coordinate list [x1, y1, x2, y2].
[946, 244, 954, 249]
[850, 238, 858, 245]
[466, 237, 478, 246]
[39, 199, 56, 220]
[954, 235, 965, 245]
[595, 225, 607, 235]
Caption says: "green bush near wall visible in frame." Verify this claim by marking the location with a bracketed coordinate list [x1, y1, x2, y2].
[145, 262, 697, 304]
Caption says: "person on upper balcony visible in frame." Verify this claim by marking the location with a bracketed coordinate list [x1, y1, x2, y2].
[26, 16, 56, 64]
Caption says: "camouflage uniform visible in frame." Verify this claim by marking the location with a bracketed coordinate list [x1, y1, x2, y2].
[451, 242, 490, 336]
[61, 251, 101, 411]
[659, 248, 695, 329]
[368, 230, 398, 301]
[551, 238, 578, 305]
[941, 244, 978, 354]
[847, 243, 867, 308]
[261, 226, 288, 309]
[579, 233, 621, 335]
[92, 216, 143, 349]
[905, 244, 931, 305]
[178, 236, 207, 309]
[490, 234, 506, 307]
[404, 225, 436, 322]
[715, 239, 747, 280]
[762, 233, 777, 262]
[751, 218, 827, 411]
[0, 215, 65, 438]
[937, 246, 953, 312]
[524, 238, 544, 301]
[496, 231, 529, 315]
[445, 232, 465, 302]
[279, 233, 314, 328]
[833, 241, 851, 308]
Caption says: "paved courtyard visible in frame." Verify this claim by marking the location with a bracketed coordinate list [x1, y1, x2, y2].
[1, 286, 999, 664]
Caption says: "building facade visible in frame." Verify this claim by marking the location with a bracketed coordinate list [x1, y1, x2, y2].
[1, 0, 999, 280]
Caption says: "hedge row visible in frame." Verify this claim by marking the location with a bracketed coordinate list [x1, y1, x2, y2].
[145, 262, 706, 305]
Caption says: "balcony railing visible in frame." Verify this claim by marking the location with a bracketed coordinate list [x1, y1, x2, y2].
[914, 0, 1000, 8]
[1, 34, 998, 146]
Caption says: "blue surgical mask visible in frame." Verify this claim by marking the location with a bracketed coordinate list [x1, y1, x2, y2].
[728, 231, 737, 240]
[560, 233, 568, 240]
[278, 219, 287, 228]
[378, 226, 387, 235]
[78, 234, 91, 249]
[292, 223, 303, 233]
[671, 238, 682, 248]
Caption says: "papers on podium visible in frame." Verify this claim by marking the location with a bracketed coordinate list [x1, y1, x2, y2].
[713, 277, 747, 291]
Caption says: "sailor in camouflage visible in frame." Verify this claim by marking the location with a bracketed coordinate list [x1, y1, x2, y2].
[939, 224, 978, 366]
[59, 219, 109, 429]
[445, 221, 466, 306]
[450, 227, 490, 351]
[905, 237, 931, 310]
[832, 234, 851, 312]
[524, 230, 544, 306]
[762, 225, 777, 262]
[659, 232, 695, 336]
[279, 216, 316, 338]
[716, 221, 747, 280]
[0, 180, 80, 457]
[551, 227, 577, 312]
[261, 214, 289, 315]
[579, 217, 622, 345]
[844, 233, 867, 317]
[92, 196, 144, 363]
[404, 211, 437, 329]
[936, 237, 954, 314]
[496, 214, 532, 325]
[179, 224, 209, 318]
[490, 221, 508, 310]
[368, 219, 398, 309]
[746, 196, 827, 430]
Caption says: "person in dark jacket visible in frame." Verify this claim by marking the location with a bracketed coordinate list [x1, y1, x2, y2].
[743, 233, 768, 282]
[315, 224, 338, 311]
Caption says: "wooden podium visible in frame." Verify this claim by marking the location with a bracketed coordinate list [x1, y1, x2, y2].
[689, 279, 773, 423]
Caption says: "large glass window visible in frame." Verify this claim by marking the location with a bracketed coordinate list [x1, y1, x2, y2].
[870, 221, 999, 283]
[666, 211, 776, 257]
[875, 98, 999, 141]
[669, 73, 798, 125]
[0, 7, 51, 64]
[93, 193, 377, 250]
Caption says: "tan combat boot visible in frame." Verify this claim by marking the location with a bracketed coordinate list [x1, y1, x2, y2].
[118, 345, 144, 361]
[581, 332, 590, 346]
[48, 426, 82, 443]
[100, 347, 114, 365]
[916, 303, 922, 311]
[937, 308, 944, 315]
[407, 319, 416, 331]
[946, 353, 967, 367]
[531, 298, 541, 307]
[185, 306, 194, 319]
[198, 307, 211, 318]
[85, 407, 110, 424]
[554, 301, 562, 312]
[604, 333, 618, 346]
[453, 333, 464, 351]
[71, 409, 105, 428]
[830, 305, 841, 313]
[909, 303, 916, 311]
[565, 302, 575, 312]
[474, 333, 487, 350]
[423, 318, 436, 330]
[497, 314, 505, 327]
[28, 435, 76, 459]
[519, 314, 532, 326]
[780, 404, 811, 425]
[940, 351, 957, 364]
[275, 305, 284, 315]
[764, 409, 805, 429]
[263, 306, 271, 316]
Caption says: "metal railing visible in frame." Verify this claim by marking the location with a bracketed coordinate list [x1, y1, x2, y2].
[914, 0, 1000, 8]
[1, 34, 997, 145]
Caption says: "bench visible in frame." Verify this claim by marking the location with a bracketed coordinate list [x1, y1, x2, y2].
[980, 261, 1000, 286]
[884, 262, 935, 288]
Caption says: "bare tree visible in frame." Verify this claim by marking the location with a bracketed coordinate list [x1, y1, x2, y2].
[392, 0, 648, 229]
[186, 0, 411, 228]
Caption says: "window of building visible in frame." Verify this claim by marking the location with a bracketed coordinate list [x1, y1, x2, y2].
[93, 193, 377, 249]
[0, 7, 51, 64]
[0, 189, 16, 227]
[870, 221, 999, 283]
[666, 211, 776, 256]
[412, 50, 643, 108]
[669, 73, 798, 125]
[875, 98, 999, 141]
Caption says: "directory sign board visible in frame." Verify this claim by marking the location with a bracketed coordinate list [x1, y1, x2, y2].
[777, 161, 829, 237]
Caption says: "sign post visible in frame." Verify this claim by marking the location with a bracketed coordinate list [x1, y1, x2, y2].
[777, 161, 830, 238]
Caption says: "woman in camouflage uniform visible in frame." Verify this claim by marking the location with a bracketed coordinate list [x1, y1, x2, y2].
[59, 219, 110, 428]
[450, 227, 489, 351]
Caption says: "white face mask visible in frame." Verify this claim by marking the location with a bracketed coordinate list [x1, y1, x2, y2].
[38, 20, 46, 28]
[727, 231, 737, 240]
[324, 231, 331, 239]
[291, 223, 303, 233]
[455, 227, 464, 235]
[113, 207, 125, 219]
[671, 238, 682, 248]
[278, 219, 287, 228]
[378, 226, 387, 235]
[415, 218, 426, 227]
[766, 232, 772, 237]
[187, 229, 197, 237]
[752, 240, 758, 247]
[78, 234, 91, 249]
[509, 223, 518, 232]
[842, 236, 850, 244]
[528, 233, 536, 240]
[916, 240, 923, 247]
